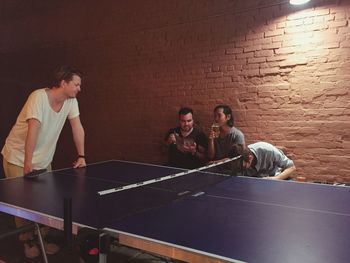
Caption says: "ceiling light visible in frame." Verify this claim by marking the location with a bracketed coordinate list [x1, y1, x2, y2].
[290, 0, 310, 5]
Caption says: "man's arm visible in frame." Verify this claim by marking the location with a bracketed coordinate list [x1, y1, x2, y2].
[165, 133, 176, 146]
[69, 116, 86, 168]
[207, 129, 216, 160]
[194, 144, 207, 161]
[267, 146, 296, 180]
[24, 118, 41, 174]
[270, 165, 296, 180]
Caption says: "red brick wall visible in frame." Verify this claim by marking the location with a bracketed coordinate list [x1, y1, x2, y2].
[0, 0, 349, 182]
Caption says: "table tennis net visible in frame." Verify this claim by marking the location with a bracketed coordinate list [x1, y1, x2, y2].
[92, 161, 238, 228]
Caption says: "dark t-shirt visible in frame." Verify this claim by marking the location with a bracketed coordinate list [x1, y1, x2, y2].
[165, 126, 208, 169]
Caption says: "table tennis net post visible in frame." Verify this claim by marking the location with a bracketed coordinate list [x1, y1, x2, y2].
[63, 197, 73, 246]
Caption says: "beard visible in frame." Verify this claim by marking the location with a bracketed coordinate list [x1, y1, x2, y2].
[181, 126, 192, 132]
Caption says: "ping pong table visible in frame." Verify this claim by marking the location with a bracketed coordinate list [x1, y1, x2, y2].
[0, 160, 350, 263]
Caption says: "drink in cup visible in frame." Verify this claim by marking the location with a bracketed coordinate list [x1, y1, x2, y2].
[211, 123, 220, 138]
[183, 138, 195, 147]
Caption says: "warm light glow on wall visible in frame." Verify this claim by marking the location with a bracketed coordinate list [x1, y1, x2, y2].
[290, 0, 310, 5]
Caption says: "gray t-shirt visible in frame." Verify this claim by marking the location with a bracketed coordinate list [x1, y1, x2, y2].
[214, 126, 245, 160]
[246, 142, 294, 178]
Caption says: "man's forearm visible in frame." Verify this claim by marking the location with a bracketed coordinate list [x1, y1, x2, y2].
[24, 119, 41, 173]
[207, 139, 215, 160]
[275, 165, 296, 180]
[69, 115, 86, 168]
[73, 124, 85, 156]
[194, 145, 207, 161]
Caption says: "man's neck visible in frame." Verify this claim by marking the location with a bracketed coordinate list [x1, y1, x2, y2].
[49, 87, 68, 104]
[46, 87, 68, 113]
[180, 127, 193, 137]
[220, 125, 231, 135]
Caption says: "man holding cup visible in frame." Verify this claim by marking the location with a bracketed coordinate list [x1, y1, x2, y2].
[208, 105, 245, 162]
[164, 107, 207, 169]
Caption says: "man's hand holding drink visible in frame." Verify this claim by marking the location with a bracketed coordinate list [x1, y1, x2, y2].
[209, 123, 220, 139]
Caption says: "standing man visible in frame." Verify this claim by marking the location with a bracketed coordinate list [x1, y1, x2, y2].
[1, 65, 86, 258]
[230, 142, 296, 180]
[165, 107, 207, 169]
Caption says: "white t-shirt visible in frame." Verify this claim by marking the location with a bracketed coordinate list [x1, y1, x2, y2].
[2, 88, 80, 169]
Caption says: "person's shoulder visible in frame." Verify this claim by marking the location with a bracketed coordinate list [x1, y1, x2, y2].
[66, 97, 78, 103]
[29, 88, 46, 96]
[249, 142, 276, 152]
[166, 127, 179, 135]
[192, 125, 204, 133]
[192, 126, 207, 137]
[165, 127, 179, 141]
[230, 126, 244, 136]
[63, 98, 79, 109]
[26, 88, 47, 103]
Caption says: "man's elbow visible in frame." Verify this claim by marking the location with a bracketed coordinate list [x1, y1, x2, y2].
[285, 165, 297, 177]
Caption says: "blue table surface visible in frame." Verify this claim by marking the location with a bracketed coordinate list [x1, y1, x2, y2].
[0, 160, 227, 228]
[1, 160, 350, 263]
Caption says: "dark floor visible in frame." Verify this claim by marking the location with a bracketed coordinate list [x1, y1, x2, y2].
[0, 213, 182, 263]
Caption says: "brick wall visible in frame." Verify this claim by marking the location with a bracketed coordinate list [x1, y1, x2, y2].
[0, 0, 349, 182]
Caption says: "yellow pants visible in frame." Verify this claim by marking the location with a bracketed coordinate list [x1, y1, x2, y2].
[2, 160, 51, 241]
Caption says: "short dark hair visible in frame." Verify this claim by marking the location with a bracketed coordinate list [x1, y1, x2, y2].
[214, 104, 234, 127]
[51, 65, 82, 87]
[228, 144, 251, 161]
[178, 107, 193, 116]
[228, 144, 252, 174]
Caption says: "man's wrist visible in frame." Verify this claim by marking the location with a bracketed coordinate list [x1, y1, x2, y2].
[78, 155, 85, 159]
